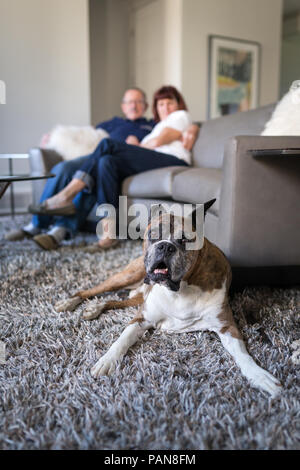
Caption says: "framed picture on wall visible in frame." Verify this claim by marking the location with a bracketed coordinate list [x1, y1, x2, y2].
[208, 35, 260, 119]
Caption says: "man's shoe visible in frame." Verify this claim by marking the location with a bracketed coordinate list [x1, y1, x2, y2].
[28, 201, 76, 216]
[33, 234, 59, 250]
[5, 229, 33, 241]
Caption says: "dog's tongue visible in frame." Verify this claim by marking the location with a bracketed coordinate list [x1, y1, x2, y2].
[154, 268, 168, 275]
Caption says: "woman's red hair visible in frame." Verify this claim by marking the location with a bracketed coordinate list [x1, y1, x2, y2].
[152, 85, 188, 122]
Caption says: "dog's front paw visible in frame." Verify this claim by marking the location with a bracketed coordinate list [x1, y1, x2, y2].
[246, 365, 282, 397]
[82, 301, 106, 320]
[55, 296, 83, 312]
[291, 339, 300, 365]
[91, 351, 121, 377]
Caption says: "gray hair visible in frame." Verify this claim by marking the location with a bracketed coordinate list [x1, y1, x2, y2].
[122, 87, 147, 103]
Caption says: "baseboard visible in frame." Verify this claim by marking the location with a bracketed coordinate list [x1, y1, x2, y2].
[230, 265, 300, 292]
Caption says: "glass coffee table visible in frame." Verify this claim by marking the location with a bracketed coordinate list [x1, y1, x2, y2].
[0, 173, 54, 200]
[0, 154, 54, 216]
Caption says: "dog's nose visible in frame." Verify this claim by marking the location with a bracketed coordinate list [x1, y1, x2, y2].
[156, 242, 176, 256]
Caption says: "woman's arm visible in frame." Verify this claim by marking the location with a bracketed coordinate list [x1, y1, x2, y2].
[140, 127, 182, 149]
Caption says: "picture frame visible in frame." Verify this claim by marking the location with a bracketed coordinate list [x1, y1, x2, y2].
[208, 35, 260, 119]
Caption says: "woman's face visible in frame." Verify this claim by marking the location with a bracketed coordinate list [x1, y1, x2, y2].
[156, 97, 179, 121]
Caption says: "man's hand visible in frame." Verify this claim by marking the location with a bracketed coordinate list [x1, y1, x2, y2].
[126, 135, 140, 146]
[181, 124, 200, 151]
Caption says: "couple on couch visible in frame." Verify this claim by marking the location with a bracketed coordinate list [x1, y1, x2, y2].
[6, 85, 199, 251]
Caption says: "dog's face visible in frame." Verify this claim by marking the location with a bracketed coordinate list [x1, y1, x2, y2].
[143, 212, 200, 291]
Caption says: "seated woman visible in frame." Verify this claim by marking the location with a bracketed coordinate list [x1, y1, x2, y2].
[30, 86, 197, 251]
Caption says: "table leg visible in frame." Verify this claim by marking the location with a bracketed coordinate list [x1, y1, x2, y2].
[9, 158, 15, 217]
[0, 181, 11, 199]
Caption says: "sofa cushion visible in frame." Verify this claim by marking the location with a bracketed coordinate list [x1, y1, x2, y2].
[122, 166, 190, 199]
[172, 168, 222, 215]
[192, 104, 275, 169]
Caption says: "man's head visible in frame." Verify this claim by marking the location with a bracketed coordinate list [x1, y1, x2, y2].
[121, 88, 148, 121]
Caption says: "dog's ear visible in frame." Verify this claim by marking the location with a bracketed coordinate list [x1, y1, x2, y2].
[191, 199, 216, 227]
[203, 198, 216, 216]
[148, 203, 167, 223]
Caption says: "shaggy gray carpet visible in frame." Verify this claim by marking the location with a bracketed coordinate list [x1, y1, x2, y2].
[0, 215, 299, 450]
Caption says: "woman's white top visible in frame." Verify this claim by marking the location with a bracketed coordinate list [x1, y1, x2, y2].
[141, 110, 192, 164]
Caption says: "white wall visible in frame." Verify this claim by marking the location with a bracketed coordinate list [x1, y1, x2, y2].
[130, 0, 183, 117]
[181, 0, 283, 120]
[280, 11, 300, 97]
[89, 0, 131, 125]
[163, 0, 183, 88]
[281, 35, 300, 96]
[130, 0, 283, 121]
[132, 0, 165, 116]
[89, 0, 107, 125]
[105, 0, 131, 121]
[0, 0, 90, 155]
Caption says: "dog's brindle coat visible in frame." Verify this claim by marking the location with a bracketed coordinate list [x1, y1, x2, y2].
[55, 208, 282, 396]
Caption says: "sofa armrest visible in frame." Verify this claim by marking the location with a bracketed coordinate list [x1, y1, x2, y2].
[29, 147, 63, 173]
[28, 147, 64, 204]
[217, 135, 300, 266]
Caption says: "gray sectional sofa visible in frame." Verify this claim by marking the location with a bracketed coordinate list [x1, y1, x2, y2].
[29, 104, 300, 285]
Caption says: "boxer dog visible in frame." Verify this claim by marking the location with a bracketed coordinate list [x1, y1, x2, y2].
[55, 201, 282, 396]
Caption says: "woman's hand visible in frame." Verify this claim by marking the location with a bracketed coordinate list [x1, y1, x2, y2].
[141, 127, 182, 149]
[181, 124, 200, 151]
[126, 135, 140, 146]
[140, 137, 159, 149]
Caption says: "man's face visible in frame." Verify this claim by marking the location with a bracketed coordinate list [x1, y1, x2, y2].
[121, 89, 147, 120]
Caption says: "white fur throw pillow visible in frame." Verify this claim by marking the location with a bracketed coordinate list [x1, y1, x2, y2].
[261, 80, 300, 136]
[45, 125, 109, 160]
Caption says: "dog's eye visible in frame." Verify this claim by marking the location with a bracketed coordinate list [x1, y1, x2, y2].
[176, 234, 196, 245]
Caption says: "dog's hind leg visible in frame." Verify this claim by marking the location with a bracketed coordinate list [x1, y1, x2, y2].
[82, 292, 144, 320]
[55, 255, 145, 312]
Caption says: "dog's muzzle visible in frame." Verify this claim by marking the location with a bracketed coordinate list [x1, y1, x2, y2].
[144, 241, 181, 291]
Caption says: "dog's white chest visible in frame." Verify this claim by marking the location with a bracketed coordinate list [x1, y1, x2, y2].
[143, 281, 226, 333]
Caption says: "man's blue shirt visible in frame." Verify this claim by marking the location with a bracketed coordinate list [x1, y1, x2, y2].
[96, 116, 155, 143]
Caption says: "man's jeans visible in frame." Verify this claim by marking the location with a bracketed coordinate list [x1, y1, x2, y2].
[32, 155, 97, 236]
